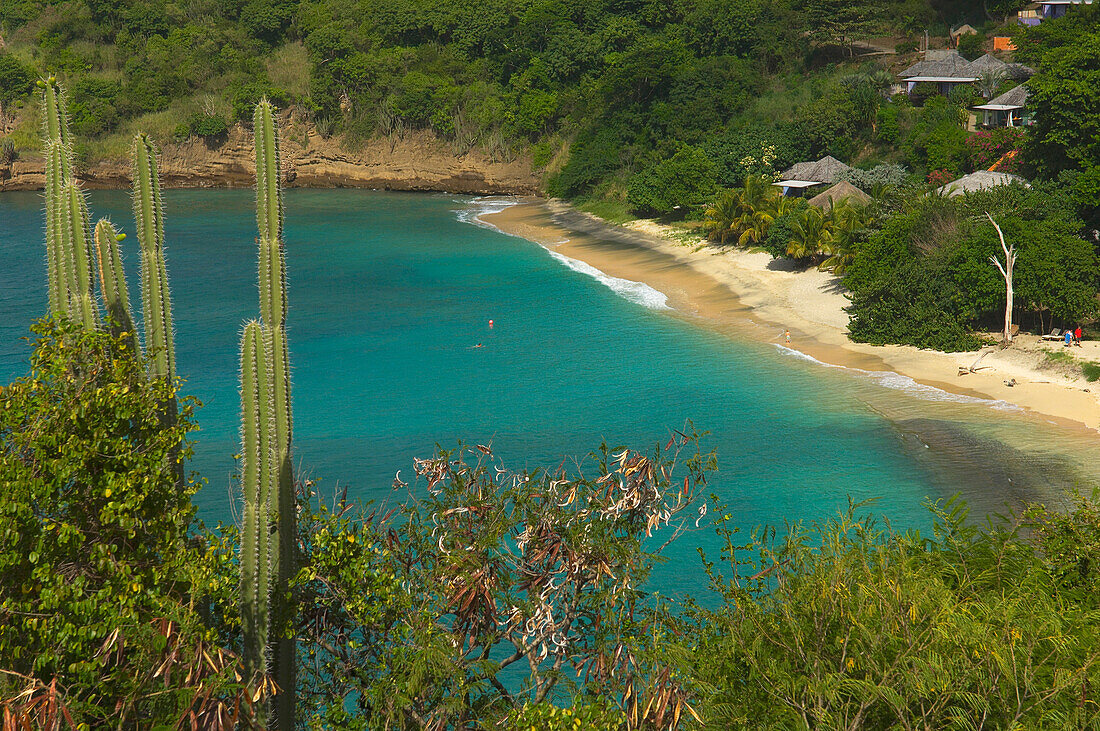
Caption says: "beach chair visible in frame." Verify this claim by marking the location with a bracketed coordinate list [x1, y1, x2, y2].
[1041, 328, 1063, 341]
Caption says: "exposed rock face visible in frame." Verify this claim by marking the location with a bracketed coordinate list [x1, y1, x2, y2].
[0, 123, 544, 195]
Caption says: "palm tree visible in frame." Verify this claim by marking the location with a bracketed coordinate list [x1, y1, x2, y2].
[703, 188, 742, 244]
[786, 206, 831, 262]
[734, 175, 782, 246]
[819, 200, 867, 273]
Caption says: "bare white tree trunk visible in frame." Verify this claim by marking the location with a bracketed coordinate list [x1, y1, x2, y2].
[987, 212, 1016, 343]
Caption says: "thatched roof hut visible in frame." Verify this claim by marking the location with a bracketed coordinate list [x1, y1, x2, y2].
[807, 181, 872, 210]
[779, 156, 852, 185]
[935, 170, 1029, 197]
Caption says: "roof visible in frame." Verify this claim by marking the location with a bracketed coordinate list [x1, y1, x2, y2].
[974, 84, 1029, 110]
[780, 156, 852, 184]
[807, 181, 872, 210]
[900, 50, 972, 79]
[906, 76, 977, 82]
[935, 170, 1030, 197]
[951, 24, 978, 37]
[900, 50, 1034, 81]
[772, 180, 822, 189]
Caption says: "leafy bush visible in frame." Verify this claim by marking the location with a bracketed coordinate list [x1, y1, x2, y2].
[187, 112, 229, 137]
[0, 320, 254, 724]
[0, 52, 34, 106]
[966, 128, 1024, 171]
[956, 32, 987, 60]
[628, 145, 718, 216]
[837, 163, 909, 190]
[686, 497, 1100, 728]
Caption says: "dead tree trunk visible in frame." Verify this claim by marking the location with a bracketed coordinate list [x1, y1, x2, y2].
[987, 212, 1016, 343]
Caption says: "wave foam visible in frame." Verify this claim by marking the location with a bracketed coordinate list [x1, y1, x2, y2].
[458, 197, 671, 311]
[774, 344, 1020, 411]
[454, 196, 521, 229]
[547, 250, 671, 310]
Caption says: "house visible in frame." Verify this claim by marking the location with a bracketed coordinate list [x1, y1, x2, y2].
[1017, 0, 1095, 25]
[774, 156, 851, 196]
[973, 84, 1030, 127]
[899, 51, 1032, 96]
[935, 170, 1029, 197]
[950, 24, 979, 46]
[807, 181, 872, 210]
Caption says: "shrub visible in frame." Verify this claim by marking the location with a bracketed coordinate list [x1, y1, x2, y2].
[956, 32, 987, 60]
[627, 145, 718, 216]
[187, 112, 229, 138]
[965, 128, 1025, 171]
[0, 52, 34, 106]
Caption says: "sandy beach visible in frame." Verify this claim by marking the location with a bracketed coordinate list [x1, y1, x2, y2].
[483, 198, 1100, 433]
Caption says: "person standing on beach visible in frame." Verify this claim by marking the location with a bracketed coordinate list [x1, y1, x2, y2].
[784, 330, 791, 345]
[1065, 330, 1073, 347]
[1075, 326, 1083, 346]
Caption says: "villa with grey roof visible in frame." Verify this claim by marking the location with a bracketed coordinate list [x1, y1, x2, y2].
[899, 50, 1032, 96]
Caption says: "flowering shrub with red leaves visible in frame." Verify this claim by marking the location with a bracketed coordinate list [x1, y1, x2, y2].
[965, 128, 1025, 171]
[926, 168, 955, 186]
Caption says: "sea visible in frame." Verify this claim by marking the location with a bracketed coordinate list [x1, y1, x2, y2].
[2, 189, 1098, 597]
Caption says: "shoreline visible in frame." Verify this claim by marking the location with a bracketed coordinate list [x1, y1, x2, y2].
[482, 198, 1100, 434]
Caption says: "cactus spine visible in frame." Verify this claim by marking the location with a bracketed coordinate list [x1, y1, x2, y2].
[239, 99, 295, 729]
[41, 78, 96, 328]
[43, 140, 68, 315]
[61, 181, 98, 329]
[93, 219, 136, 346]
[239, 320, 274, 702]
[132, 133, 175, 382]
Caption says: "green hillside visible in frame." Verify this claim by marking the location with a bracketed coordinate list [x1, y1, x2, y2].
[0, 0, 1029, 187]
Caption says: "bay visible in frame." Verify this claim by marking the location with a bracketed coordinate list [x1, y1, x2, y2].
[2, 189, 1097, 597]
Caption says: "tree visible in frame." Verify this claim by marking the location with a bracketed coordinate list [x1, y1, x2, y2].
[803, 0, 879, 54]
[290, 439, 714, 728]
[0, 320, 261, 727]
[0, 52, 33, 107]
[628, 145, 718, 216]
[1017, 7, 1100, 183]
[786, 206, 831, 261]
[986, 213, 1016, 342]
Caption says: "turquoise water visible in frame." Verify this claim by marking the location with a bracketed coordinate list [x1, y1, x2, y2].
[2, 190, 1097, 596]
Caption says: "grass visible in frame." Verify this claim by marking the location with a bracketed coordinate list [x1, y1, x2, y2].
[266, 42, 311, 101]
[1045, 350, 1076, 366]
[1082, 362, 1100, 382]
[576, 199, 636, 225]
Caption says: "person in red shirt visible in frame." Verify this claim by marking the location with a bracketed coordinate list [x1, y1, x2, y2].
[1074, 326, 1083, 346]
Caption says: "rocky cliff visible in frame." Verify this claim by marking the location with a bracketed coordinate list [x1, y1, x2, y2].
[0, 122, 543, 195]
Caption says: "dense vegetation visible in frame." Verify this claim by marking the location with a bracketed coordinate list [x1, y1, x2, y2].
[5, 320, 1100, 728]
[6, 28, 1100, 723]
[0, 0, 1026, 178]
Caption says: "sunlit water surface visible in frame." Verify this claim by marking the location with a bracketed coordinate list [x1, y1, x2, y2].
[2, 189, 1097, 597]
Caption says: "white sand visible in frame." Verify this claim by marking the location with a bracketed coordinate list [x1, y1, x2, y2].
[485, 200, 1100, 432]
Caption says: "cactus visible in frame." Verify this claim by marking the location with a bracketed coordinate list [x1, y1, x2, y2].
[132, 133, 175, 382]
[239, 99, 296, 730]
[60, 180, 98, 329]
[40, 78, 88, 322]
[239, 320, 275, 705]
[93, 219, 136, 347]
[43, 140, 69, 315]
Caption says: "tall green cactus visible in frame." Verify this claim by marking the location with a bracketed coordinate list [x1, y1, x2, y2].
[40, 77, 97, 328]
[239, 99, 296, 730]
[239, 320, 274, 703]
[60, 181, 98, 330]
[43, 139, 68, 315]
[132, 133, 175, 382]
[93, 219, 136, 347]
